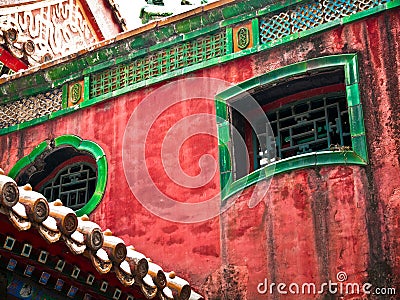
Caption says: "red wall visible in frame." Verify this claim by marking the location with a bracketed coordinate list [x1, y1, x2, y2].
[0, 8, 399, 299]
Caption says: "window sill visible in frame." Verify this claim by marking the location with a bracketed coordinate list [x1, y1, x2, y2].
[221, 150, 367, 201]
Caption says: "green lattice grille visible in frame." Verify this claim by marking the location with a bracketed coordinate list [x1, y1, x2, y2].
[90, 32, 226, 98]
[260, 0, 390, 44]
[265, 94, 350, 161]
[41, 162, 97, 210]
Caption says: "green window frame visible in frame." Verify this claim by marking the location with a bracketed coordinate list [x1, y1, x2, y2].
[8, 135, 108, 216]
[215, 54, 367, 201]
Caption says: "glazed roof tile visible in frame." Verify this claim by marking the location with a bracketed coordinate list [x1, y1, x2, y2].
[0, 168, 204, 300]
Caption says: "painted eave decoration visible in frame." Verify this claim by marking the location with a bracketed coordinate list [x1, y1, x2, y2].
[0, 0, 120, 75]
[0, 168, 204, 300]
[0, 0, 217, 77]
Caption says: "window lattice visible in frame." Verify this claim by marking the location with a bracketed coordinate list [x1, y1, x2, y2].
[90, 31, 227, 98]
[0, 89, 62, 128]
[260, 0, 390, 44]
[41, 163, 97, 210]
[258, 94, 350, 166]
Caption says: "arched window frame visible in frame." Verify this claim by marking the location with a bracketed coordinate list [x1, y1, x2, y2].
[8, 135, 108, 216]
[215, 54, 367, 200]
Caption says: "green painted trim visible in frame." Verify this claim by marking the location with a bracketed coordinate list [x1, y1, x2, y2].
[49, 106, 79, 119]
[344, 55, 359, 85]
[349, 104, 366, 136]
[224, 152, 366, 201]
[9, 135, 108, 216]
[46, 58, 88, 82]
[0, 124, 19, 136]
[0, 105, 79, 136]
[53, 73, 83, 88]
[149, 35, 184, 52]
[17, 115, 49, 130]
[351, 134, 368, 162]
[79, 140, 105, 160]
[251, 18, 260, 47]
[54, 134, 82, 148]
[226, 27, 233, 55]
[221, 150, 368, 200]
[387, 0, 400, 8]
[182, 23, 220, 41]
[83, 59, 116, 76]
[62, 84, 68, 109]
[84, 76, 90, 102]
[217, 121, 231, 145]
[299, 19, 341, 38]
[257, 0, 305, 16]
[9, 85, 51, 103]
[220, 11, 257, 27]
[215, 54, 368, 201]
[28, 141, 50, 162]
[219, 54, 359, 98]
[84, 55, 224, 104]
[215, 98, 228, 120]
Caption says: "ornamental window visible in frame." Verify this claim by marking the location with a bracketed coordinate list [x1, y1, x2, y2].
[10, 135, 107, 215]
[216, 55, 367, 197]
[17, 147, 97, 210]
[38, 160, 97, 210]
[231, 68, 350, 179]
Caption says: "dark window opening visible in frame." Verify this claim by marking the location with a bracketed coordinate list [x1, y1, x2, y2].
[231, 108, 250, 180]
[230, 68, 351, 180]
[16, 146, 98, 210]
[40, 162, 97, 210]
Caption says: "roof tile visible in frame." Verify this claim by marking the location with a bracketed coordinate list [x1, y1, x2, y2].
[0, 168, 204, 299]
